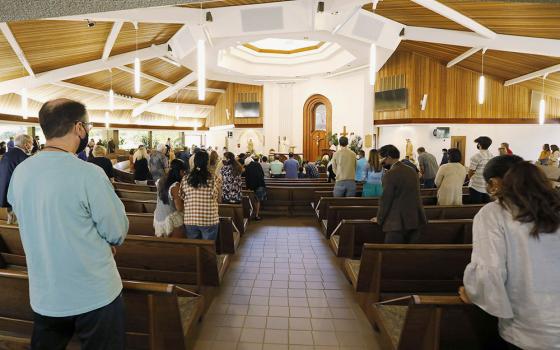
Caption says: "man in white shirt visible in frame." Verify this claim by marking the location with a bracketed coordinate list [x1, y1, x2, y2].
[468, 136, 493, 204]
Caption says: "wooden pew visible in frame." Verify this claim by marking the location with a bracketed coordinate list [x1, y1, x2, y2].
[343, 244, 472, 322]
[126, 214, 240, 255]
[113, 161, 135, 184]
[330, 219, 473, 258]
[371, 295, 500, 350]
[122, 199, 156, 213]
[116, 189, 157, 201]
[324, 204, 482, 238]
[114, 181, 157, 192]
[0, 269, 204, 350]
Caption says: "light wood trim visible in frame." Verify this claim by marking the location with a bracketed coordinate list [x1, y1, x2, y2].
[374, 118, 560, 125]
[242, 41, 325, 55]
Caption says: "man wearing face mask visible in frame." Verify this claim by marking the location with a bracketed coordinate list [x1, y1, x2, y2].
[375, 144, 426, 243]
[7, 99, 128, 349]
[0, 134, 33, 224]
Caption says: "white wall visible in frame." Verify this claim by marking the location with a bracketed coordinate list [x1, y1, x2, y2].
[377, 124, 560, 164]
[205, 128, 266, 155]
[263, 69, 372, 155]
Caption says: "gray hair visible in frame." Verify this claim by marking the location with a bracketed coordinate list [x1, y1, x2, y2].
[14, 134, 32, 147]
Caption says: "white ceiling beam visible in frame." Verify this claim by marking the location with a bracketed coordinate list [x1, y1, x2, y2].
[0, 23, 35, 77]
[116, 66, 172, 87]
[133, 72, 197, 117]
[52, 81, 146, 103]
[183, 86, 225, 94]
[504, 64, 560, 87]
[404, 27, 560, 57]
[159, 56, 182, 67]
[0, 44, 167, 96]
[410, 0, 496, 39]
[102, 21, 123, 60]
[446, 47, 481, 68]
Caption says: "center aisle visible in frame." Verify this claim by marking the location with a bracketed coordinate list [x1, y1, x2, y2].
[191, 217, 381, 350]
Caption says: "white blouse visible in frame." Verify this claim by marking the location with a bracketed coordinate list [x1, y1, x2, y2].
[464, 202, 560, 349]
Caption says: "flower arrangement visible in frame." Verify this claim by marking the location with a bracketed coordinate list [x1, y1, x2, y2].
[350, 135, 363, 154]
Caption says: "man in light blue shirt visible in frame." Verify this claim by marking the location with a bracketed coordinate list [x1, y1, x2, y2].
[8, 99, 128, 349]
[284, 153, 299, 179]
[355, 150, 367, 182]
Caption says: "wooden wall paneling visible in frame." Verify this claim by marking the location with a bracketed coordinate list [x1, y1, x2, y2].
[109, 22, 183, 57]
[374, 51, 413, 121]
[231, 83, 263, 126]
[9, 20, 112, 74]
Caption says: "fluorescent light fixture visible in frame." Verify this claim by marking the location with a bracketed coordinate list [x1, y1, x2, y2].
[197, 40, 206, 101]
[104, 111, 110, 129]
[109, 88, 114, 111]
[369, 44, 377, 86]
[539, 98, 546, 125]
[175, 104, 179, 120]
[134, 57, 141, 94]
[21, 88, 28, 119]
[478, 75, 485, 105]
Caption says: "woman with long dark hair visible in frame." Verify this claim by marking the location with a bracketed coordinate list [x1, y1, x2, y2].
[220, 152, 243, 204]
[153, 159, 186, 238]
[180, 151, 222, 239]
[460, 155, 560, 349]
[362, 149, 384, 197]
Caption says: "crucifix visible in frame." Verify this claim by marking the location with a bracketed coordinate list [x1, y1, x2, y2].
[313, 134, 324, 146]
[340, 126, 349, 137]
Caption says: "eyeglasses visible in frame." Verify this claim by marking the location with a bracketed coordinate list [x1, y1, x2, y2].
[76, 121, 94, 132]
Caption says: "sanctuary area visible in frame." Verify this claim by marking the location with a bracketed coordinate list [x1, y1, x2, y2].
[0, 1, 559, 350]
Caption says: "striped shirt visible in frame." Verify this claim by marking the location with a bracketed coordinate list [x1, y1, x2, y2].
[468, 150, 493, 193]
[180, 175, 221, 226]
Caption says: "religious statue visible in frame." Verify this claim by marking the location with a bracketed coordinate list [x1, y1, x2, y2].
[405, 139, 414, 160]
[280, 136, 290, 153]
[247, 138, 254, 154]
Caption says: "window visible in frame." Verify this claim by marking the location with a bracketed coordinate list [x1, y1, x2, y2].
[185, 135, 202, 148]
[0, 124, 28, 142]
[152, 131, 182, 148]
[120, 130, 149, 150]
[314, 104, 327, 131]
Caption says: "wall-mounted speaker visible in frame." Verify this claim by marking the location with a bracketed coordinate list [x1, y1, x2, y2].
[241, 7, 284, 32]
[351, 13, 384, 42]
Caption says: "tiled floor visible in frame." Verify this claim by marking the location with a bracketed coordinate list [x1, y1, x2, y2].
[191, 216, 382, 350]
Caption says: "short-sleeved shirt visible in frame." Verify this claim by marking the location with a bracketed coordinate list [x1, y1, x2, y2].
[284, 159, 299, 179]
[89, 156, 114, 179]
[469, 150, 493, 193]
[418, 152, 439, 180]
[270, 161, 283, 175]
[355, 157, 367, 181]
[8, 152, 128, 317]
[305, 163, 320, 178]
[180, 175, 220, 226]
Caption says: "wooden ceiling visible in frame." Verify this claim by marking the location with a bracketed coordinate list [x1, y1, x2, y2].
[397, 41, 560, 97]
[368, 1, 560, 40]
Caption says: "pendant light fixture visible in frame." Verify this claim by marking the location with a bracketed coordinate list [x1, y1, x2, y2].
[369, 43, 376, 86]
[197, 2, 206, 101]
[175, 90, 180, 120]
[478, 50, 485, 105]
[539, 75, 546, 125]
[105, 111, 110, 129]
[134, 22, 141, 94]
[21, 88, 28, 119]
[108, 69, 114, 111]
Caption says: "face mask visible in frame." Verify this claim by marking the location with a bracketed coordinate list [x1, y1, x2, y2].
[76, 132, 89, 154]
[383, 163, 392, 170]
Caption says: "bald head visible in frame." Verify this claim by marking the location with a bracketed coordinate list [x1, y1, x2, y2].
[39, 99, 87, 140]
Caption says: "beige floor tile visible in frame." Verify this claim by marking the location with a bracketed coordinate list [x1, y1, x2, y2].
[312, 331, 339, 346]
[288, 330, 314, 345]
[237, 342, 263, 350]
[248, 305, 269, 316]
[289, 307, 311, 318]
[288, 318, 312, 330]
[310, 319, 334, 331]
[215, 327, 242, 342]
[262, 344, 288, 350]
[264, 329, 289, 344]
[240, 328, 265, 343]
[267, 316, 289, 329]
[269, 306, 290, 317]
[244, 315, 267, 329]
[211, 341, 238, 350]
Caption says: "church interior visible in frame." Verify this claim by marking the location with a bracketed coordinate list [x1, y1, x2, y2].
[0, 1, 559, 349]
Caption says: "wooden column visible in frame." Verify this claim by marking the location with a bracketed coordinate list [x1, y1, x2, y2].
[112, 130, 119, 150]
[148, 131, 153, 149]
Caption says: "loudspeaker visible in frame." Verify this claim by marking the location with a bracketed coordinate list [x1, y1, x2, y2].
[351, 13, 384, 42]
[241, 7, 284, 32]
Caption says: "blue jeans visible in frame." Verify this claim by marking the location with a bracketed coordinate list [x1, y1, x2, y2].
[333, 180, 357, 197]
[185, 224, 219, 240]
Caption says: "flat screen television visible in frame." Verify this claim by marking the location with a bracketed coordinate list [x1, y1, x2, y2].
[374, 88, 408, 111]
[235, 102, 260, 118]
[433, 127, 450, 139]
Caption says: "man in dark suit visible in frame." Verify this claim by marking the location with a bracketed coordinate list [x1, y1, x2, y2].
[0, 134, 33, 224]
[376, 144, 427, 243]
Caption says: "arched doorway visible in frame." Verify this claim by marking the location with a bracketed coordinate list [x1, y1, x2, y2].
[303, 94, 332, 162]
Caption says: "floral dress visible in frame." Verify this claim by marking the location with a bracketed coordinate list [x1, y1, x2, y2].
[220, 164, 242, 204]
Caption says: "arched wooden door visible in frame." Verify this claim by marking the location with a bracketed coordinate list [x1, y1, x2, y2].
[303, 94, 332, 162]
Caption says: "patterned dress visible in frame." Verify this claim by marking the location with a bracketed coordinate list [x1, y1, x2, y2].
[220, 164, 243, 204]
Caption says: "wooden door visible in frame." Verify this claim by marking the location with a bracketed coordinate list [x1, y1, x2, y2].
[310, 130, 328, 162]
[450, 136, 466, 165]
[303, 95, 332, 162]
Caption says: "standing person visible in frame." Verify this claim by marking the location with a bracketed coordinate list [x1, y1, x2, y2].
[468, 136, 494, 204]
[355, 150, 367, 182]
[550, 144, 560, 167]
[85, 139, 95, 161]
[88, 145, 114, 181]
[208, 150, 221, 176]
[362, 149, 384, 197]
[498, 147, 508, 156]
[107, 139, 116, 154]
[440, 149, 449, 165]
[7, 99, 128, 349]
[332, 136, 357, 197]
[538, 144, 551, 165]
[128, 148, 136, 171]
[0, 141, 6, 156]
[154, 159, 186, 238]
[284, 153, 299, 179]
[7, 136, 14, 151]
[244, 157, 266, 221]
[260, 156, 271, 178]
[133, 146, 151, 185]
[376, 145, 426, 243]
[0, 134, 33, 224]
[501, 142, 513, 155]
[32, 135, 41, 154]
[460, 155, 560, 350]
[270, 156, 284, 178]
[417, 147, 439, 188]
[221, 152, 243, 204]
[180, 151, 221, 239]
[303, 160, 320, 179]
[434, 148, 467, 205]
[149, 143, 169, 182]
